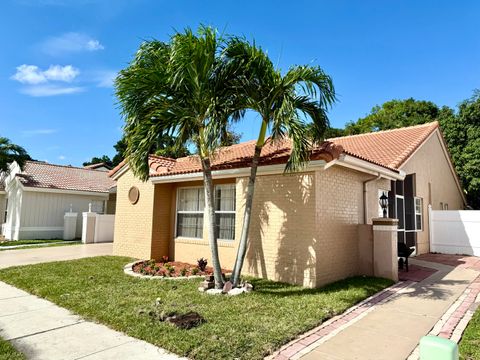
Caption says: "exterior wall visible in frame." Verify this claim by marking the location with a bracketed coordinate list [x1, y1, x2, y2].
[115, 165, 394, 287]
[240, 172, 317, 286]
[400, 131, 465, 254]
[314, 166, 370, 286]
[2, 181, 23, 240]
[113, 170, 156, 259]
[18, 191, 108, 239]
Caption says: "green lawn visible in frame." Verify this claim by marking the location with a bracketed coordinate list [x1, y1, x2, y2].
[0, 256, 393, 360]
[459, 307, 480, 360]
[0, 239, 81, 251]
[0, 337, 24, 360]
[0, 239, 65, 246]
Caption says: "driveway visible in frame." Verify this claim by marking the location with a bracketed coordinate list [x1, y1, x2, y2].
[0, 243, 113, 269]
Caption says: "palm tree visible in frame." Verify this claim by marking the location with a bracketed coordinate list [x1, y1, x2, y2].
[0, 137, 30, 173]
[225, 39, 337, 287]
[115, 27, 243, 289]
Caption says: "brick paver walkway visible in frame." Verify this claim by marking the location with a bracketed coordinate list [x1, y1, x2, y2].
[268, 254, 480, 360]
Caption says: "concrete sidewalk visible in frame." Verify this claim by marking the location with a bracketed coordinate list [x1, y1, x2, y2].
[297, 258, 479, 360]
[0, 281, 184, 360]
[0, 243, 113, 269]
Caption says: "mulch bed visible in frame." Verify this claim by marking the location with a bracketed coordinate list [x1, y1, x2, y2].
[132, 259, 226, 277]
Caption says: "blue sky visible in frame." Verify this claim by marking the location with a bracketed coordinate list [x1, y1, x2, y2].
[1, 0, 479, 166]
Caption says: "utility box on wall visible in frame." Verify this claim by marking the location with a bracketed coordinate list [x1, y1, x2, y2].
[63, 212, 78, 240]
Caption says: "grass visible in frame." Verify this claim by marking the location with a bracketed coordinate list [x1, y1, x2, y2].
[0, 239, 65, 246]
[0, 337, 24, 360]
[0, 256, 393, 360]
[0, 239, 81, 251]
[459, 306, 480, 360]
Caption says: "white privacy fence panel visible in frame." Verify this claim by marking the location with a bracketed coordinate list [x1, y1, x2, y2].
[430, 207, 480, 256]
[93, 214, 115, 243]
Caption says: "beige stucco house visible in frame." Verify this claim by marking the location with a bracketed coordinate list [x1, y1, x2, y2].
[110, 122, 465, 287]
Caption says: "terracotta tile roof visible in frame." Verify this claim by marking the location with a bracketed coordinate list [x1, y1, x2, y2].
[147, 139, 343, 177]
[328, 121, 439, 169]
[17, 161, 116, 193]
[109, 121, 440, 179]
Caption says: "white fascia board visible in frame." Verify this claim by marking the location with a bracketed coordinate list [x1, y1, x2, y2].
[337, 155, 405, 180]
[111, 164, 129, 181]
[19, 183, 109, 198]
[150, 160, 327, 184]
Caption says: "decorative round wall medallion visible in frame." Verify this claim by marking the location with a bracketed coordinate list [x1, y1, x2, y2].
[128, 186, 140, 204]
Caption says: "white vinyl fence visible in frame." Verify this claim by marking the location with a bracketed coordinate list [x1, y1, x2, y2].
[93, 214, 115, 243]
[429, 206, 480, 256]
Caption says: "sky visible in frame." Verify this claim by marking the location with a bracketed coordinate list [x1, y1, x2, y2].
[1, 0, 479, 166]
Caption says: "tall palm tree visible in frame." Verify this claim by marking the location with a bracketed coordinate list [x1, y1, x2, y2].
[0, 137, 30, 173]
[115, 27, 242, 289]
[224, 39, 337, 286]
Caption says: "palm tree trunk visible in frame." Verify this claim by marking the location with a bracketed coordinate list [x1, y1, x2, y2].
[200, 157, 224, 289]
[231, 119, 268, 287]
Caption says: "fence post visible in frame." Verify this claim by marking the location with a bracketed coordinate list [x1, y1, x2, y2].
[428, 204, 433, 252]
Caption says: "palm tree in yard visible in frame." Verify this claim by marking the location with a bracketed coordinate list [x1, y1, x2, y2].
[225, 39, 337, 287]
[115, 27, 243, 289]
[0, 137, 30, 173]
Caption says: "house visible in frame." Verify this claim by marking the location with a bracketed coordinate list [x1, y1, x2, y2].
[0, 161, 116, 240]
[110, 121, 465, 287]
[83, 162, 111, 172]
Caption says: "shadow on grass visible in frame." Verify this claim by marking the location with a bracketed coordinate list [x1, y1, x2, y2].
[251, 276, 393, 297]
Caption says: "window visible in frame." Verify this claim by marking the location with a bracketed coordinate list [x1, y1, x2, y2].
[215, 184, 236, 240]
[415, 197, 423, 231]
[176, 187, 204, 238]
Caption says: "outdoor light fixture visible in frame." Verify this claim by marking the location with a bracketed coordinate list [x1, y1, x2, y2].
[379, 192, 388, 218]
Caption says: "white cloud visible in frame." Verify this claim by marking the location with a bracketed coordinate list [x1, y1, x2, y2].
[20, 85, 84, 97]
[12, 64, 79, 85]
[58, 155, 66, 160]
[11, 65, 47, 84]
[41, 32, 104, 55]
[86, 39, 104, 51]
[43, 65, 79, 82]
[21, 129, 58, 137]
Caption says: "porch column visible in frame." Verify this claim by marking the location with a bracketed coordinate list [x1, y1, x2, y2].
[372, 218, 398, 282]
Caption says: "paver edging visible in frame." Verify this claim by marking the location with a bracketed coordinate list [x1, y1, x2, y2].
[407, 274, 480, 360]
[266, 280, 413, 360]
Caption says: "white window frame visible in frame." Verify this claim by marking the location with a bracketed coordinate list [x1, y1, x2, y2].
[175, 186, 205, 240]
[414, 197, 423, 231]
[214, 184, 236, 241]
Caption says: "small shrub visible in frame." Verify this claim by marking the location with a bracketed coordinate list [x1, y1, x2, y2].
[191, 267, 199, 275]
[160, 256, 169, 264]
[180, 267, 188, 277]
[197, 258, 208, 272]
[164, 263, 175, 276]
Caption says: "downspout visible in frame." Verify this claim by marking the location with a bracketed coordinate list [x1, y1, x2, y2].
[363, 173, 382, 224]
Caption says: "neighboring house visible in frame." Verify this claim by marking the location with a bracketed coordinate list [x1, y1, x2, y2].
[110, 122, 465, 287]
[0, 161, 116, 240]
[84, 162, 111, 172]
